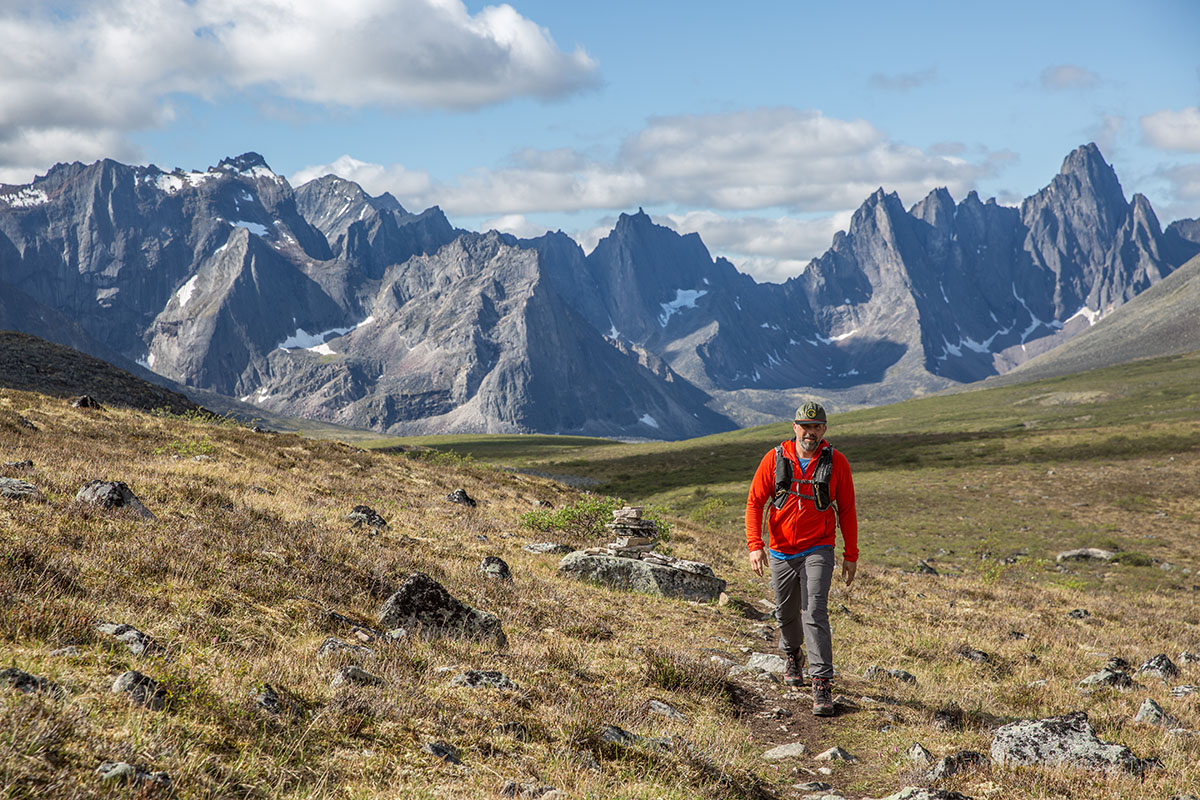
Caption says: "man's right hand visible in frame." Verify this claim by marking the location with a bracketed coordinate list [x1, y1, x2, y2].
[749, 548, 767, 577]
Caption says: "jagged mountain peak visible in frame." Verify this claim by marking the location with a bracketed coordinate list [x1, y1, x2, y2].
[218, 152, 274, 174]
[1055, 142, 1125, 202]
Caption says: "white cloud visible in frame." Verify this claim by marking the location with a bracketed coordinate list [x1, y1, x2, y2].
[1040, 64, 1100, 90]
[1141, 107, 1200, 152]
[0, 0, 597, 180]
[197, 0, 598, 109]
[662, 210, 855, 283]
[290, 155, 433, 198]
[479, 214, 552, 239]
[868, 67, 937, 92]
[328, 108, 997, 218]
[294, 108, 1004, 279]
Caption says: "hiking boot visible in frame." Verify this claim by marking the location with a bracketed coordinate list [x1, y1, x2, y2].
[783, 650, 804, 687]
[812, 677, 834, 716]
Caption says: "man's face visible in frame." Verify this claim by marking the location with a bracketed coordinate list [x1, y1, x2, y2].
[793, 421, 826, 452]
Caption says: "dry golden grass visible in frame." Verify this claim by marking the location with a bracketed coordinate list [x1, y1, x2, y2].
[2, 386, 1199, 800]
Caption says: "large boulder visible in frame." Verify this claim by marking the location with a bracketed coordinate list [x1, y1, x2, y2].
[76, 481, 156, 520]
[557, 551, 726, 602]
[0, 477, 44, 502]
[377, 572, 506, 647]
[991, 710, 1146, 774]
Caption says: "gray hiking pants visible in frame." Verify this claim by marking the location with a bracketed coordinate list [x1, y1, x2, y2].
[769, 547, 834, 679]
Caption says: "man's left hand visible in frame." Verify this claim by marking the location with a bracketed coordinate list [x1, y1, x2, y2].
[842, 560, 857, 587]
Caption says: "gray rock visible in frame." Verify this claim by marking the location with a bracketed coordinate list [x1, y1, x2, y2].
[0, 477, 43, 501]
[794, 783, 832, 793]
[647, 699, 687, 721]
[873, 790, 972, 800]
[316, 637, 375, 660]
[0, 667, 61, 696]
[762, 742, 808, 760]
[906, 742, 933, 763]
[446, 488, 476, 507]
[347, 504, 388, 531]
[95, 761, 170, 788]
[95, 622, 160, 656]
[991, 710, 1147, 773]
[48, 646, 81, 657]
[814, 746, 856, 762]
[1136, 653, 1180, 681]
[500, 780, 558, 798]
[1133, 697, 1178, 727]
[598, 723, 670, 752]
[112, 670, 166, 710]
[330, 666, 384, 688]
[423, 741, 461, 763]
[1057, 548, 1115, 562]
[1067, 608, 1091, 619]
[864, 665, 917, 684]
[927, 750, 987, 781]
[1171, 684, 1199, 696]
[746, 652, 786, 674]
[1179, 651, 1200, 664]
[480, 556, 512, 581]
[916, 560, 938, 575]
[449, 670, 518, 691]
[76, 480, 155, 520]
[523, 542, 573, 555]
[958, 648, 991, 663]
[71, 395, 103, 409]
[377, 572, 506, 647]
[2, 459, 34, 469]
[932, 707, 964, 731]
[557, 550, 726, 602]
[1079, 667, 1134, 690]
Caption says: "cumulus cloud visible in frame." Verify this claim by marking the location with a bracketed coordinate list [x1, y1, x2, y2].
[478, 214, 552, 239]
[1040, 64, 1100, 90]
[294, 107, 1004, 278]
[358, 108, 998, 217]
[1141, 107, 1200, 152]
[0, 0, 597, 179]
[662, 210, 855, 282]
[868, 67, 937, 92]
[290, 155, 433, 198]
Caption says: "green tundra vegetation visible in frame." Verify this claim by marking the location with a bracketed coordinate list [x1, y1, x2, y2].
[1, 349, 1198, 799]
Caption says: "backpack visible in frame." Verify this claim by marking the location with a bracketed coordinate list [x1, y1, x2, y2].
[771, 443, 834, 511]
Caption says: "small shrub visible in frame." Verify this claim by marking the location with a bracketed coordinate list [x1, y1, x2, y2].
[1111, 551, 1153, 567]
[154, 435, 217, 457]
[641, 647, 727, 697]
[519, 495, 623, 540]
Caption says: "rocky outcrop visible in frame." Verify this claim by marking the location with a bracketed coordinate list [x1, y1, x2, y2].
[377, 572, 506, 647]
[990, 711, 1147, 773]
[557, 550, 726, 601]
[76, 481, 156, 520]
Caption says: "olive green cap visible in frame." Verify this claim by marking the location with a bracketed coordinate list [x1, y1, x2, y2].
[794, 401, 827, 425]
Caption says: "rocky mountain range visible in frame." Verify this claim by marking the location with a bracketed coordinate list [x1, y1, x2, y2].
[1, 144, 1197, 438]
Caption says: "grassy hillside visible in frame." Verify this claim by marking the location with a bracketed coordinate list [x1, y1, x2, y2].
[3, 350, 1200, 799]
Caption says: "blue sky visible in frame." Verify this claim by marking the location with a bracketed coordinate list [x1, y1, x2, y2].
[2, 0, 1198, 281]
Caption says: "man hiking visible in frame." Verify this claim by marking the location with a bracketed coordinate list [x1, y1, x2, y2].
[745, 401, 858, 716]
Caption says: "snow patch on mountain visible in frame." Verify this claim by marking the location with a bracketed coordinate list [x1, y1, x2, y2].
[176, 275, 200, 308]
[658, 289, 708, 327]
[2, 187, 49, 208]
[277, 315, 376, 351]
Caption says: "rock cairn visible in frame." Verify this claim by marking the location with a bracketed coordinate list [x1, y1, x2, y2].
[559, 506, 726, 602]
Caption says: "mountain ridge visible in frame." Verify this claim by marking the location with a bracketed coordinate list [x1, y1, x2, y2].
[1, 144, 1194, 438]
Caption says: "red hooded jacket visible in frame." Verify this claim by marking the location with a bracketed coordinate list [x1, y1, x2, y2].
[745, 438, 858, 562]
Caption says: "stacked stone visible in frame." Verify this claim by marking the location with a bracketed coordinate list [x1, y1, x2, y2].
[604, 506, 658, 557]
